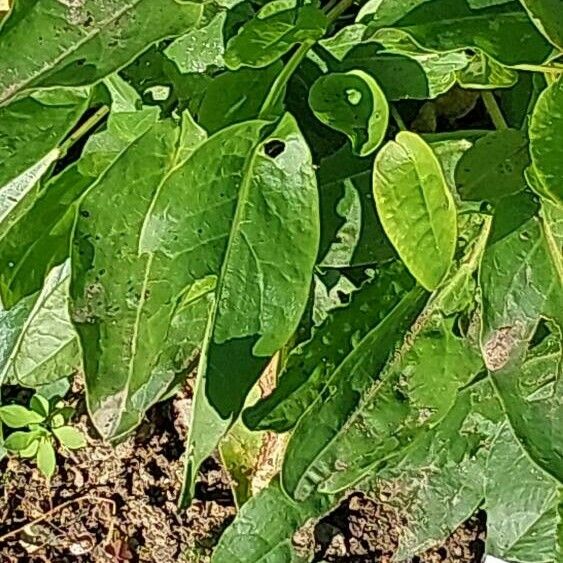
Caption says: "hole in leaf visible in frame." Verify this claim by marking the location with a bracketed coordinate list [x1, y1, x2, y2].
[264, 140, 285, 158]
[528, 318, 551, 350]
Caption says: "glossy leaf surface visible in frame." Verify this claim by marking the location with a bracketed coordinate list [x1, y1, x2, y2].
[0, 0, 203, 105]
[309, 70, 388, 156]
[373, 132, 457, 290]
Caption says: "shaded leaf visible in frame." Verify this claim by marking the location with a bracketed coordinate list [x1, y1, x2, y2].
[519, 0, 563, 49]
[309, 70, 388, 156]
[373, 131, 457, 290]
[455, 129, 529, 203]
[244, 262, 415, 432]
[365, 0, 552, 66]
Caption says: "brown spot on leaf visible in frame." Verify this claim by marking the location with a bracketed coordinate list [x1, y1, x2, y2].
[483, 324, 521, 371]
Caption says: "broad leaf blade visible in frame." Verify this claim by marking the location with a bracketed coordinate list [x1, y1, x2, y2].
[224, 5, 327, 69]
[212, 478, 334, 563]
[373, 131, 457, 290]
[0, 0, 203, 105]
[309, 70, 389, 156]
[519, 0, 563, 49]
[480, 193, 563, 483]
[529, 77, 563, 205]
[181, 114, 319, 505]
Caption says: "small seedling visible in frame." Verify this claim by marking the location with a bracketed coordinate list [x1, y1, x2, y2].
[0, 394, 87, 480]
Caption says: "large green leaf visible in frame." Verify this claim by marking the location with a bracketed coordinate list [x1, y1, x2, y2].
[0, 88, 89, 188]
[0, 262, 78, 388]
[309, 70, 388, 156]
[0, 78, 158, 308]
[529, 77, 563, 205]
[455, 128, 529, 203]
[281, 217, 489, 501]
[71, 114, 210, 440]
[244, 262, 415, 432]
[212, 478, 334, 563]
[320, 24, 469, 101]
[281, 285, 428, 500]
[480, 193, 563, 483]
[0, 0, 203, 106]
[373, 131, 457, 290]
[224, 5, 327, 69]
[364, 0, 552, 66]
[180, 114, 319, 505]
[519, 0, 563, 49]
[486, 422, 562, 562]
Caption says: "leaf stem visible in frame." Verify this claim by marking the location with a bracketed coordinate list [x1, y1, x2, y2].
[481, 91, 507, 130]
[59, 105, 109, 155]
[513, 63, 563, 75]
[421, 129, 491, 142]
[260, 40, 315, 118]
[259, 0, 355, 118]
[391, 105, 407, 131]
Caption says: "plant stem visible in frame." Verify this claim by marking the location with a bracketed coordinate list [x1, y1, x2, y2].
[59, 105, 109, 155]
[513, 63, 563, 75]
[259, 0, 354, 118]
[481, 91, 507, 130]
[391, 105, 407, 131]
[421, 129, 491, 142]
[260, 40, 315, 118]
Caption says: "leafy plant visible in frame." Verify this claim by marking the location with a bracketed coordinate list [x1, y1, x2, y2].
[0, 0, 561, 560]
[0, 393, 86, 479]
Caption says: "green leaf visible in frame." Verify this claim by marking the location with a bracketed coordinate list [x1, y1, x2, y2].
[30, 394, 50, 418]
[0, 404, 44, 428]
[282, 286, 428, 500]
[529, 77, 563, 205]
[0, 0, 203, 106]
[365, 0, 552, 66]
[362, 380, 502, 559]
[244, 262, 415, 432]
[455, 129, 529, 203]
[4, 430, 41, 452]
[456, 51, 518, 89]
[53, 426, 87, 450]
[480, 193, 563, 484]
[518, 0, 563, 49]
[177, 114, 319, 506]
[224, 5, 327, 69]
[71, 114, 209, 440]
[198, 64, 283, 133]
[485, 422, 561, 562]
[321, 25, 470, 101]
[309, 70, 389, 156]
[212, 478, 335, 563]
[0, 88, 89, 189]
[165, 12, 227, 74]
[373, 131, 457, 291]
[36, 438, 56, 480]
[1, 262, 80, 388]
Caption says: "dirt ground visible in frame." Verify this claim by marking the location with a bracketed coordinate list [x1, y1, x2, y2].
[0, 384, 485, 563]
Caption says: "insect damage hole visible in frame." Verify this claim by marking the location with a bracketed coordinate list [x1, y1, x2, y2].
[264, 139, 285, 158]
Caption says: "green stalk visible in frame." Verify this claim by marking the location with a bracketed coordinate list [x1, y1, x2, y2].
[59, 105, 109, 156]
[259, 0, 354, 118]
[481, 91, 507, 130]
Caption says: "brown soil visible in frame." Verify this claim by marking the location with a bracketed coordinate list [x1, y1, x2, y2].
[0, 386, 485, 563]
[314, 493, 486, 563]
